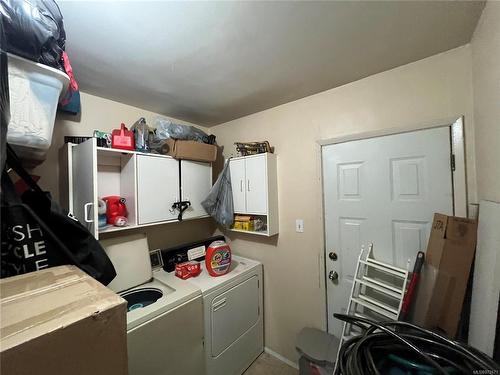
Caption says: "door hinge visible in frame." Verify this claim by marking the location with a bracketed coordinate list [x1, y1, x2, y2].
[451, 154, 456, 172]
[258, 306, 260, 316]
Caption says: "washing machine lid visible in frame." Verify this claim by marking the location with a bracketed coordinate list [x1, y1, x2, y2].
[101, 233, 152, 292]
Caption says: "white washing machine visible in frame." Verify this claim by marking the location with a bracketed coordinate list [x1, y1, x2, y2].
[185, 254, 264, 375]
[101, 234, 205, 375]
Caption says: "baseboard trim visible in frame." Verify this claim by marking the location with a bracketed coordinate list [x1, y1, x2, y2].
[264, 346, 299, 370]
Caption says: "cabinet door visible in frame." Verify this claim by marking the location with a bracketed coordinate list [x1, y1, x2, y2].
[245, 155, 267, 214]
[229, 159, 246, 213]
[180, 160, 212, 220]
[137, 155, 179, 224]
[71, 138, 98, 237]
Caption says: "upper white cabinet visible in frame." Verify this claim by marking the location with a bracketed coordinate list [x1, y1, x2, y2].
[71, 138, 98, 236]
[67, 139, 212, 239]
[181, 160, 212, 220]
[229, 158, 246, 213]
[137, 155, 179, 225]
[229, 153, 278, 236]
[245, 156, 267, 214]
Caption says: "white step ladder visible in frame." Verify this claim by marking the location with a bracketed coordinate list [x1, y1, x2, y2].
[334, 244, 410, 371]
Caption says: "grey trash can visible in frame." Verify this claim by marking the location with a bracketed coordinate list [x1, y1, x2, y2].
[296, 328, 340, 375]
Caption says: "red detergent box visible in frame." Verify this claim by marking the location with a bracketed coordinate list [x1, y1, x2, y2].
[175, 261, 201, 280]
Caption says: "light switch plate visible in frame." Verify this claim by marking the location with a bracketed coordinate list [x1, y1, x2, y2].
[296, 219, 304, 233]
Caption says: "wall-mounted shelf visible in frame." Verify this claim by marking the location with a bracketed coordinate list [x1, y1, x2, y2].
[228, 228, 271, 237]
[227, 153, 279, 237]
[65, 138, 212, 239]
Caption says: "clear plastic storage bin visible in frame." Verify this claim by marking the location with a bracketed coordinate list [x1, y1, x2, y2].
[7, 53, 69, 162]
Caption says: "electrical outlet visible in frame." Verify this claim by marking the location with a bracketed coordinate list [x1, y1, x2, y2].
[296, 219, 304, 233]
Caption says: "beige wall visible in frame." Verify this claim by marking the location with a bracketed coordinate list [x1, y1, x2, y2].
[471, 2, 500, 203]
[34, 92, 215, 249]
[211, 45, 476, 362]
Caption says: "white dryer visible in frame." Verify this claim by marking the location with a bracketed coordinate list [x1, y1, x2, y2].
[185, 254, 264, 375]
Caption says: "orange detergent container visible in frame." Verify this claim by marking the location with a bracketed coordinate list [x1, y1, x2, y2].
[205, 240, 232, 277]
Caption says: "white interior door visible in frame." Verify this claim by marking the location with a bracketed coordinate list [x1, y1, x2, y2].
[229, 158, 246, 213]
[137, 155, 179, 224]
[322, 127, 454, 337]
[71, 138, 97, 237]
[180, 160, 212, 220]
[245, 155, 267, 214]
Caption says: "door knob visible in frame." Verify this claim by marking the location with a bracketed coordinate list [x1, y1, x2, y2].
[328, 270, 339, 281]
[329, 252, 338, 261]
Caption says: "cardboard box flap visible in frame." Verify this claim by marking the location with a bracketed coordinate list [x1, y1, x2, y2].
[0, 266, 125, 352]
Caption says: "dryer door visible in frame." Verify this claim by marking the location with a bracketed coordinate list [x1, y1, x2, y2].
[211, 275, 260, 357]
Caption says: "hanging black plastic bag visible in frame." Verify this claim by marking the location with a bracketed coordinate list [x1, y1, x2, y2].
[1, 146, 116, 285]
[201, 160, 234, 228]
[0, 0, 66, 70]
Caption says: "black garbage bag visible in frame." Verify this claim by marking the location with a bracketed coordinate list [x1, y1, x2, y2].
[1, 145, 117, 285]
[0, 0, 66, 70]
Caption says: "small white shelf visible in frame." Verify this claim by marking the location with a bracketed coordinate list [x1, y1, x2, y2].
[228, 228, 273, 237]
[226, 153, 279, 237]
[96, 146, 174, 159]
[98, 225, 137, 234]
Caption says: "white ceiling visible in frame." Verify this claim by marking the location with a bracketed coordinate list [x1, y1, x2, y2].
[59, 1, 484, 126]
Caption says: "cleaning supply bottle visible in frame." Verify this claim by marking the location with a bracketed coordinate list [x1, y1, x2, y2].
[205, 240, 232, 276]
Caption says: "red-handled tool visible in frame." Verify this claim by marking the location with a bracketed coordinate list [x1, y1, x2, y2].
[401, 251, 425, 321]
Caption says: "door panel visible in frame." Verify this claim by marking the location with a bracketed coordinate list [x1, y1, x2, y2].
[211, 276, 260, 357]
[229, 159, 246, 213]
[245, 155, 267, 214]
[323, 127, 453, 337]
[137, 155, 179, 224]
[181, 160, 211, 220]
[71, 138, 97, 237]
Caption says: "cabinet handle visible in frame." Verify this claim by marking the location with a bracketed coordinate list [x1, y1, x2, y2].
[247, 179, 250, 192]
[240, 179, 243, 192]
[84, 202, 94, 223]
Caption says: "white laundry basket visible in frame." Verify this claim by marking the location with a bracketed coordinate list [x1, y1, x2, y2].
[6, 53, 69, 163]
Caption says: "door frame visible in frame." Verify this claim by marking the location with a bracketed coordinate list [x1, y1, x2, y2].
[318, 116, 468, 332]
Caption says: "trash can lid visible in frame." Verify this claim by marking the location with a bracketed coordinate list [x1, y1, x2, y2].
[296, 327, 340, 366]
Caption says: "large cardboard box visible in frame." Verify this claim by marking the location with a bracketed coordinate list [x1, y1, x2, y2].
[411, 213, 478, 338]
[164, 139, 217, 162]
[0, 266, 128, 375]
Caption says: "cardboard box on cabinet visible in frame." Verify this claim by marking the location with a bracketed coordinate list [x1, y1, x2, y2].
[164, 138, 217, 162]
[411, 213, 478, 338]
[0, 265, 128, 375]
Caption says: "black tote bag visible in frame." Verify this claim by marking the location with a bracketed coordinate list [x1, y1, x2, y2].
[1, 146, 116, 285]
